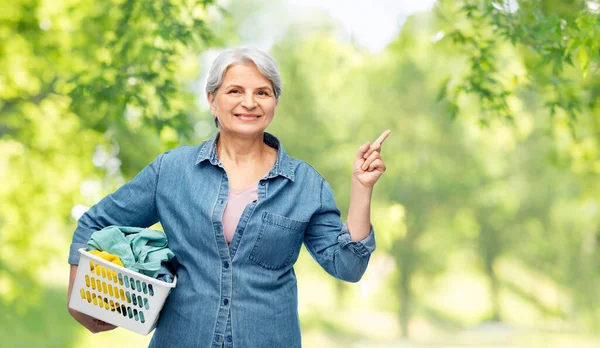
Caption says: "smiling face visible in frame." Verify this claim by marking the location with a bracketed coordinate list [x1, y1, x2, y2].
[208, 62, 278, 137]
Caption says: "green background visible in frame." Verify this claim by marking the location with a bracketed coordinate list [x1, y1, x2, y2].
[2, 0, 600, 346]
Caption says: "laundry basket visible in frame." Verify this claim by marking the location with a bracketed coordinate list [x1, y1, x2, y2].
[69, 248, 177, 335]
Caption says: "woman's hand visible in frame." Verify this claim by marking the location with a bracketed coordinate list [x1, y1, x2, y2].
[67, 265, 117, 334]
[68, 308, 117, 334]
[353, 130, 391, 188]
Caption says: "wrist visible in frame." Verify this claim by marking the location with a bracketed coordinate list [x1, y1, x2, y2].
[351, 177, 374, 193]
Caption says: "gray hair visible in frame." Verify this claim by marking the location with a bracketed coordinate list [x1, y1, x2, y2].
[205, 47, 282, 100]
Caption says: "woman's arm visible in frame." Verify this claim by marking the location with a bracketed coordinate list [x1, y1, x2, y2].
[303, 179, 374, 283]
[302, 130, 390, 282]
[67, 153, 167, 332]
[68, 154, 165, 265]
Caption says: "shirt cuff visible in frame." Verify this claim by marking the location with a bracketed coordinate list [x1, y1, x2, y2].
[68, 243, 88, 265]
[337, 223, 376, 258]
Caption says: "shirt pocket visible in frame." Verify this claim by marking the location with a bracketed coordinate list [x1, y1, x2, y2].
[248, 211, 309, 270]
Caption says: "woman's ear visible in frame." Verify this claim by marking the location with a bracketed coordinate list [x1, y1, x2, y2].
[207, 92, 216, 114]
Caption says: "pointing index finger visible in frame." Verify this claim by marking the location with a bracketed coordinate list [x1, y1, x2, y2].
[373, 130, 391, 147]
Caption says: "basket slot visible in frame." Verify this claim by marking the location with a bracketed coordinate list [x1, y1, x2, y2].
[143, 298, 149, 310]
[137, 295, 144, 308]
[140, 311, 145, 323]
[99, 296, 113, 311]
[148, 284, 154, 296]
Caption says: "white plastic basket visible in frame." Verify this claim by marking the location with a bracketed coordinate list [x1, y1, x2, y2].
[69, 248, 177, 335]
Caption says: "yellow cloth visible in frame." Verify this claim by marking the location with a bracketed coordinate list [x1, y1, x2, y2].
[88, 250, 124, 310]
[89, 250, 124, 267]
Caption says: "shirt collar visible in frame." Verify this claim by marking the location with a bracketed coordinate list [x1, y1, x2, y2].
[195, 131, 295, 182]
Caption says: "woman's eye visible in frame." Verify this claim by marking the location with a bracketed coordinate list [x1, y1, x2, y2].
[257, 91, 270, 96]
[228, 89, 240, 94]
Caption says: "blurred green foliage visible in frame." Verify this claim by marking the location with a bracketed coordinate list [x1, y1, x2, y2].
[2, 0, 600, 346]
[0, 0, 218, 344]
[436, 0, 600, 125]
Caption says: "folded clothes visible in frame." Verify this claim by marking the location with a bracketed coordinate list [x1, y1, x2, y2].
[87, 226, 175, 282]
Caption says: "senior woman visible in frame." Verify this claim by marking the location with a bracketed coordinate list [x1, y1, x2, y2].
[67, 47, 390, 347]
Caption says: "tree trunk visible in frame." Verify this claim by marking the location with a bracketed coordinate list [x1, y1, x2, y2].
[399, 265, 412, 337]
[485, 257, 501, 321]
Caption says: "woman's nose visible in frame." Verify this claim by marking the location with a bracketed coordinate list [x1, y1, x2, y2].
[241, 94, 257, 109]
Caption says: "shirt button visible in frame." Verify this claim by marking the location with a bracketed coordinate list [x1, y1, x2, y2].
[218, 199, 223, 205]
[260, 181, 265, 186]
[223, 298, 229, 306]
[227, 336, 233, 342]
[223, 261, 229, 269]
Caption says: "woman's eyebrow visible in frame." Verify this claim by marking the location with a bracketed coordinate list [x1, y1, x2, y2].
[224, 84, 272, 91]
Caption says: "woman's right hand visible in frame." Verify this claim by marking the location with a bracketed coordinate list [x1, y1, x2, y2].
[67, 264, 117, 333]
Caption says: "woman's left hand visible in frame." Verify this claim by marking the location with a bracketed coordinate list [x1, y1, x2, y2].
[353, 130, 391, 188]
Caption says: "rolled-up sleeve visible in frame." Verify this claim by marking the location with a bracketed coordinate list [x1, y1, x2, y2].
[303, 179, 376, 283]
[68, 154, 164, 265]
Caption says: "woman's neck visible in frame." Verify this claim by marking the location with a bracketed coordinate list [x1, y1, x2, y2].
[216, 131, 268, 166]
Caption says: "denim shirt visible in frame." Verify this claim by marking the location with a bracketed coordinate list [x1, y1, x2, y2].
[69, 132, 376, 348]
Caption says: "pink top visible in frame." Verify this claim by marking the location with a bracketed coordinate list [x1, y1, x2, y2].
[222, 182, 259, 244]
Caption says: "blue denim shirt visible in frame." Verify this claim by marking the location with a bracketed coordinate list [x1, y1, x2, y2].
[69, 132, 376, 348]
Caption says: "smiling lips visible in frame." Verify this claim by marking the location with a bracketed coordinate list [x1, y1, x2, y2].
[235, 113, 261, 121]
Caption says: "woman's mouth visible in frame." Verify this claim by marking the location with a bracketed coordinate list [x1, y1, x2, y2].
[235, 114, 261, 121]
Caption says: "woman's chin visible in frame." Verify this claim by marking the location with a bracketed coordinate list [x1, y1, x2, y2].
[223, 124, 269, 137]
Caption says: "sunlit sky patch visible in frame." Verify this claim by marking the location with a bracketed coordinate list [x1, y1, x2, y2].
[285, 0, 438, 52]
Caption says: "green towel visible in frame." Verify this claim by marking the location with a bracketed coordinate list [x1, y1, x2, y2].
[87, 226, 175, 279]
